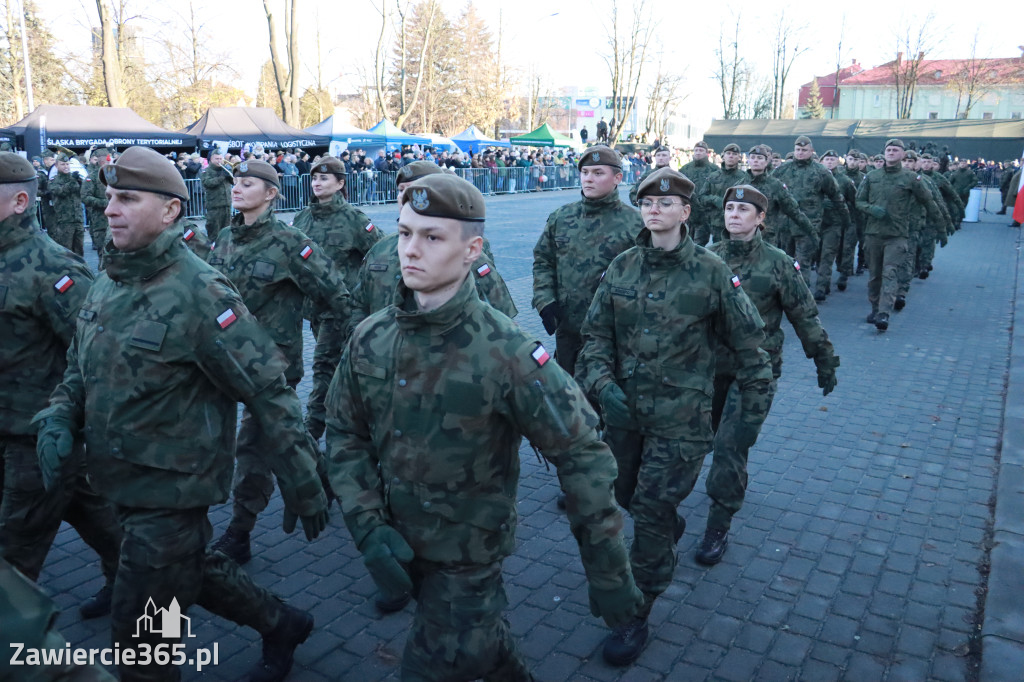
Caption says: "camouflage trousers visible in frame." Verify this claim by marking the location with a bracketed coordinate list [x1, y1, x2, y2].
[814, 222, 844, 296]
[87, 214, 108, 252]
[306, 317, 346, 440]
[204, 206, 231, 236]
[838, 218, 860, 279]
[49, 222, 84, 256]
[705, 376, 778, 532]
[918, 227, 939, 273]
[897, 231, 923, 298]
[604, 428, 709, 600]
[0, 436, 120, 583]
[792, 234, 818, 288]
[402, 559, 530, 682]
[111, 505, 287, 682]
[554, 327, 584, 377]
[865, 235, 908, 315]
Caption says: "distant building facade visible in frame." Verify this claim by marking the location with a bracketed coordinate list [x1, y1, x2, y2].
[796, 62, 865, 119]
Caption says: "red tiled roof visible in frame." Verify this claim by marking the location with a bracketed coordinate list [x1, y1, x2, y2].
[798, 63, 865, 107]
[841, 57, 1024, 86]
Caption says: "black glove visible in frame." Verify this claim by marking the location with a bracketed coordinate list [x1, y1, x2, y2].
[814, 354, 840, 397]
[599, 383, 635, 430]
[539, 302, 561, 335]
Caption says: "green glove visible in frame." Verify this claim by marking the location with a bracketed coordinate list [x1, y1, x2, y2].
[36, 417, 74, 491]
[360, 525, 414, 600]
[814, 354, 840, 396]
[939, 234, 948, 247]
[599, 383, 635, 430]
[282, 507, 330, 541]
[866, 205, 887, 219]
[589, 579, 644, 628]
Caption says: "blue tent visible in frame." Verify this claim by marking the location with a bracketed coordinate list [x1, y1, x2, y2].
[367, 119, 431, 151]
[452, 125, 511, 153]
[305, 116, 384, 148]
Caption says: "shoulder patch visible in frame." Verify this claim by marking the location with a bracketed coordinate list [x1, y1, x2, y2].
[209, 242, 216, 251]
[731, 274, 742, 288]
[365, 222, 375, 232]
[183, 228, 195, 241]
[54, 275, 74, 293]
[793, 260, 801, 271]
[531, 343, 551, 367]
[216, 308, 237, 329]
[476, 263, 491, 277]
[300, 245, 313, 260]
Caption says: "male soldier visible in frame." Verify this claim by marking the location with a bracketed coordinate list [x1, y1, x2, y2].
[181, 217, 210, 260]
[771, 152, 784, 171]
[912, 153, 954, 279]
[772, 136, 850, 288]
[922, 154, 965, 247]
[998, 161, 1016, 215]
[1004, 164, 1022, 227]
[856, 139, 944, 331]
[47, 153, 85, 255]
[326, 174, 642, 680]
[840, 152, 868, 276]
[0, 152, 122, 619]
[576, 168, 772, 665]
[743, 144, 814, 251]
[208, 160, 350, 566]
[38, 150, 56, 232]
[895, 152, 951, 307]
[35, 146, 329, 682]
[532, 145, 643, 377]
[679, 141, 719, 246]
[81, 148, 111, 258]
[816, 150, 858, 301]
[697, 143, 749, 244]
[629, 145, 672, 205]
[292, 156, 383, 442]
[200, 151, 233, 235]
[947, 158, 978, 209]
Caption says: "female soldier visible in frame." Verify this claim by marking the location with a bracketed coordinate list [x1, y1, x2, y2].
[697, 185, 840, 566]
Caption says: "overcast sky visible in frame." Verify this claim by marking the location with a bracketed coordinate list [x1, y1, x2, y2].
[44, 0, 1024, 126]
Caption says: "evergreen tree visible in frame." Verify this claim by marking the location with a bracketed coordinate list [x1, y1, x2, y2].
[804, 77, 825, 119]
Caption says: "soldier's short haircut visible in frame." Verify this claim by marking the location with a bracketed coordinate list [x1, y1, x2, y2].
[460, 219, 484, 239]
[0, 178, 38, 206]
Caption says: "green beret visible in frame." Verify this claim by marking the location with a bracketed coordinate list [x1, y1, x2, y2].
[724, 184, 768, 213]
[0, 152, 37, 184]
[636, 167, 694, 201]
[578, 145, 621, 171]
[694, 141, 708, 150]
[56, 153, 73, 163]
[41, 150, 55, 159]
[748, 144, 772, 158]
[885, 138, 905, 150]
[794, 135, 813, 147]
[654, 146, 671, 154]
[401, 174, 485, 222]
[821, 150, 838, 159]
[920, 153, 933, 160]
[904, 150, 918, 160]
[234, 159, 280, 189]
[311, 157, 346, 175]
[722, 143, 741, 154]
[396, 160, 444, 185]
[785, 152, 794, 160]
[101, 146, 188, 200]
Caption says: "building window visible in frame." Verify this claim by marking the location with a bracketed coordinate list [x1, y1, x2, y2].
[982, 112, 994, 119]
[928, 112, 939, 119]
[1012, 112, 1022, 120]
[873, 94, 880, 107]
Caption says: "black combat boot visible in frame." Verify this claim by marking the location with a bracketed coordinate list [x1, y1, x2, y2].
[894, 295, 906, 311]
[836, 276, 848, 292]
[674, 514, 686, 544]
[918, 269, 929, 280]
[248, 604, 314, 682]
[875, 312, 889, 331]
[602, 617, 650, 666]
[813, 291, 827, 303]
[375, 590, 412, 613]
[79, 583, 113, 619]
[866, 311, 877, 324]
[695, 528, 729, 566]
[211, 527, 251, 565]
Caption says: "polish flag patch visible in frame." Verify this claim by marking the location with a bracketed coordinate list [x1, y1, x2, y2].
[793, 260, 801, 271]
[300, 245, 313, 260]
[476, 263, 491, 277]
[531, 344, 551, 367]
[365, 222, 375, 232]
[184, 228, 195, 241]
[209, 242, 216, 251]
[54, 275, 74, 293]
[217, 308, 237, 329]
[731, 275, 742, 288]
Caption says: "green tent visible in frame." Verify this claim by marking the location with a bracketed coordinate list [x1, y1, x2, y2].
[509, 123, 575, 148]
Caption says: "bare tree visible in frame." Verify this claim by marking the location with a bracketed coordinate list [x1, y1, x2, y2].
[644, 53, 686, 142]
[713, 17, 745, 119]
[769, 10, 808, 119]
[392, 0, 439, 129]
[949, 30, 997, 119]
[830, 15, 847, 118]
[603, 0, 653, 144]
[262, 0, 300, 125]
[95, 0, 124, 107]
[889, 14, 935, 119]
[371, 0, 391, 121]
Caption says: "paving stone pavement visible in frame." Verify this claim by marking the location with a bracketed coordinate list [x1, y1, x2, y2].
[38, 187, 1021, 681]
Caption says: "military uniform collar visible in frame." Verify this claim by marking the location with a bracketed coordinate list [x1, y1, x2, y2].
[0, 211, 41, 250]
[309, 191, 346, 216]
[794, 158, 812, 167]
[635, 227, 694, 265]
[722, 229, 763, 258]
[883, 163, 902, 174]
[580, 189, 623, 213]
[230, 206, 276, 243]
[103, 225, 183, 282]
[394, 272, 479, 333]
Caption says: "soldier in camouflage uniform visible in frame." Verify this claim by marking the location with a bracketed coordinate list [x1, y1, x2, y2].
[576, 168, 773, 666]
[180, 219, 210, 260]
[292, 156, 383, 442]
[1, 557, 116, 681]
[35, 147, 329, 682]
[47, 154, 85, 256]
[629, 145, 672, 206]
[0, 152, 122, 620]
[743, 144, 815, 250]
[696, 142, 749, 244]
[839, 152, 867, 278]
[678, 141, 719, 246]
[81, 148, 111, 258]
[947, 158, 978, 209]
[200, 151, 233, 235]
[698, 184, 838, 565]
[326, 174, 642, 680]
[207, 160, 350, 566]
[815, 150, 858, 301]
[894, 152, 951, 309]
[921, 154, 965, 260]
[37, 151, 56, 233]
[772, 136, 851, 287]
[856, 139, 944, 331]
[532, 145, 643, 377]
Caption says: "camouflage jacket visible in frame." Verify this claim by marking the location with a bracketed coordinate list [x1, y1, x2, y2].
[697, 166, 750, 234]
[678, 158, 720, 230]
[822, 168, 857, 229]
[350, 232, 517, 332]
[326, 273, 634, 591]
[576, 229, 773, 442]
[746, 171, 815, 241]
[200, 164, 233, 208]
[913, 173, 952, 237]
[292, 192, 383, 320]
[771, 159, 850, 232]
[947, 167, 978, 198]
[41, 227, 325, 513]
[80, 167, 109, 231]
[48, 172, 83, 225]
[532, 190, 643, 331]
[856, 165, 944, 239]
[924, 169, 965, 222]
[709, 231, 835, 379]
[842, 167, 865, 190]
[209, 207, 351, 382]
[181, 220, 210, 260]
[0, 211, 93, 436]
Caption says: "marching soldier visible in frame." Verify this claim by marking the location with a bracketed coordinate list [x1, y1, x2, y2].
[200, 151, 233, 235]
[679, 141, 719, 246]
[696, 143, 748, 244]
[47, 154, 84, 255]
